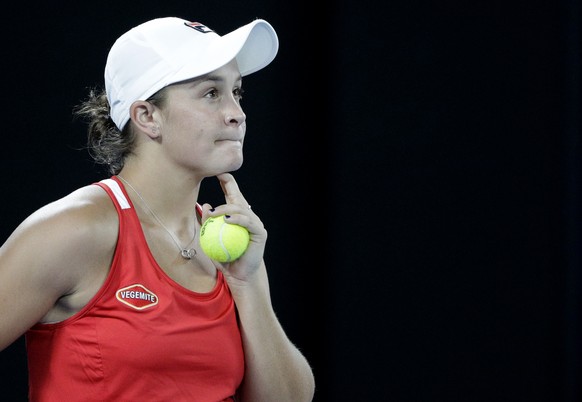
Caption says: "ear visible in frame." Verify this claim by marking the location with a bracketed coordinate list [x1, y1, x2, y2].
[129, 100, 160, 139]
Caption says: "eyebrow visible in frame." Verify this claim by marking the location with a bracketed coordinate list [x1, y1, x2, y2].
[203, 73, 242, 82]
[192, 73, 243, 85]
[171, 73, 243, 91]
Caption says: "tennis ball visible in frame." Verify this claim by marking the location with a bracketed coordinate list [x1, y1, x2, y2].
[199, 215, 250, 262]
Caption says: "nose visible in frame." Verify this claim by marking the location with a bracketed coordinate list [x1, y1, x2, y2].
[224, 99, 246, 127]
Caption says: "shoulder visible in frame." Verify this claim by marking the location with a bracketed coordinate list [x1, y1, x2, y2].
[19, 183, 117, 244]
[0, 182, 119, 328]
[3, 183, 118, 291]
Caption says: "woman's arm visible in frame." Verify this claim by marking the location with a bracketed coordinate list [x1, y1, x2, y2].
[232, 263, 315, 402]
[0, 186, 116, 351]
[202, 173, 315, 402]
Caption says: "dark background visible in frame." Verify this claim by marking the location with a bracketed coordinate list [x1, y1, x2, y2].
[1, 1, 580, 401]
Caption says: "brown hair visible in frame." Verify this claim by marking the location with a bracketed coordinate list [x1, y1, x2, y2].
[74, 87, 165, 175]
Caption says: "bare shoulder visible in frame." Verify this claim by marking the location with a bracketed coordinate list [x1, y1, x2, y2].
[8, 183, 118, 258]
[2, 183, 118, 288]
[0, 183, 118, 344]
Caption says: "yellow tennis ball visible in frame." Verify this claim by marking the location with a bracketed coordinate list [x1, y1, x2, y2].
[199, 215, 250, 262]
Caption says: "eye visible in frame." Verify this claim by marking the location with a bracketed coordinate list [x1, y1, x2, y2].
[233, 87, 245, 100]
[204, 88, 219, 98]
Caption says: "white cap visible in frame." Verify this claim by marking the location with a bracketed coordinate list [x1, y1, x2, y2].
[105, 17, 279, 130]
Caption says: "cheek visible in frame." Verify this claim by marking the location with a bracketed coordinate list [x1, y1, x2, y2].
[166, 112, 211, 143]
[165, 101, 208, 126]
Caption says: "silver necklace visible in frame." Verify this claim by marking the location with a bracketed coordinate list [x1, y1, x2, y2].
[117, 175, 197, 259]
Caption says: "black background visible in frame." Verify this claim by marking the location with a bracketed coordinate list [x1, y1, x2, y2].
[0, 1, 580, 401]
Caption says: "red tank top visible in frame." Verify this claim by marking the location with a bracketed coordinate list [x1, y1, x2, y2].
[25, 176, 244, 401]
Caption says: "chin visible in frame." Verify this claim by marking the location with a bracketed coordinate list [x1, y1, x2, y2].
[224, 158, 243, 172]
[229, 162, 243, 172]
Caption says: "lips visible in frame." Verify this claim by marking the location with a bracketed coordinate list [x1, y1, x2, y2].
[216, 138, 243, 143]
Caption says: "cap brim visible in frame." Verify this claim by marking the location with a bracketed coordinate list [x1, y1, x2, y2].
[230, 19, 279, 76]
[160, 19, 278, 93]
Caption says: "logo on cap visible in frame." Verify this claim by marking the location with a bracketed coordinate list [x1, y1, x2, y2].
[116, 284, 159, 310]
[184, 21, 214, 34]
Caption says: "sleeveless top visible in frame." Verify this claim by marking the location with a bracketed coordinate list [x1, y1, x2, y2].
[25, 176, 244, 402]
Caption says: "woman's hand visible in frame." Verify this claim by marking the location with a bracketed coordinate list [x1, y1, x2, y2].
[200, 173, 268, 283]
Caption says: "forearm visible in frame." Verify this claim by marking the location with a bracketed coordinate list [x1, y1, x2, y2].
[231, 264, 315, 402]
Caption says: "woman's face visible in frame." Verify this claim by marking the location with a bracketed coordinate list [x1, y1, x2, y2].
[156, 59, 247, 177]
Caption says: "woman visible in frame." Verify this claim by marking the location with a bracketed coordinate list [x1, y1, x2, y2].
[0, 16, 315, 401]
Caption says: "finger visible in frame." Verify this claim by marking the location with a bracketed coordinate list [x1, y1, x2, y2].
[217, 173, 249, 207]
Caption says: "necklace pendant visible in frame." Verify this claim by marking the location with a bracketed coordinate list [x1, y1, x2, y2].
[181, 248, 196, 259]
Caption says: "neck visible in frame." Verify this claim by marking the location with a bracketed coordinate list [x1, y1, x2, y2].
[116, 169, 202, 226]
[116, 174, 200, 233]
